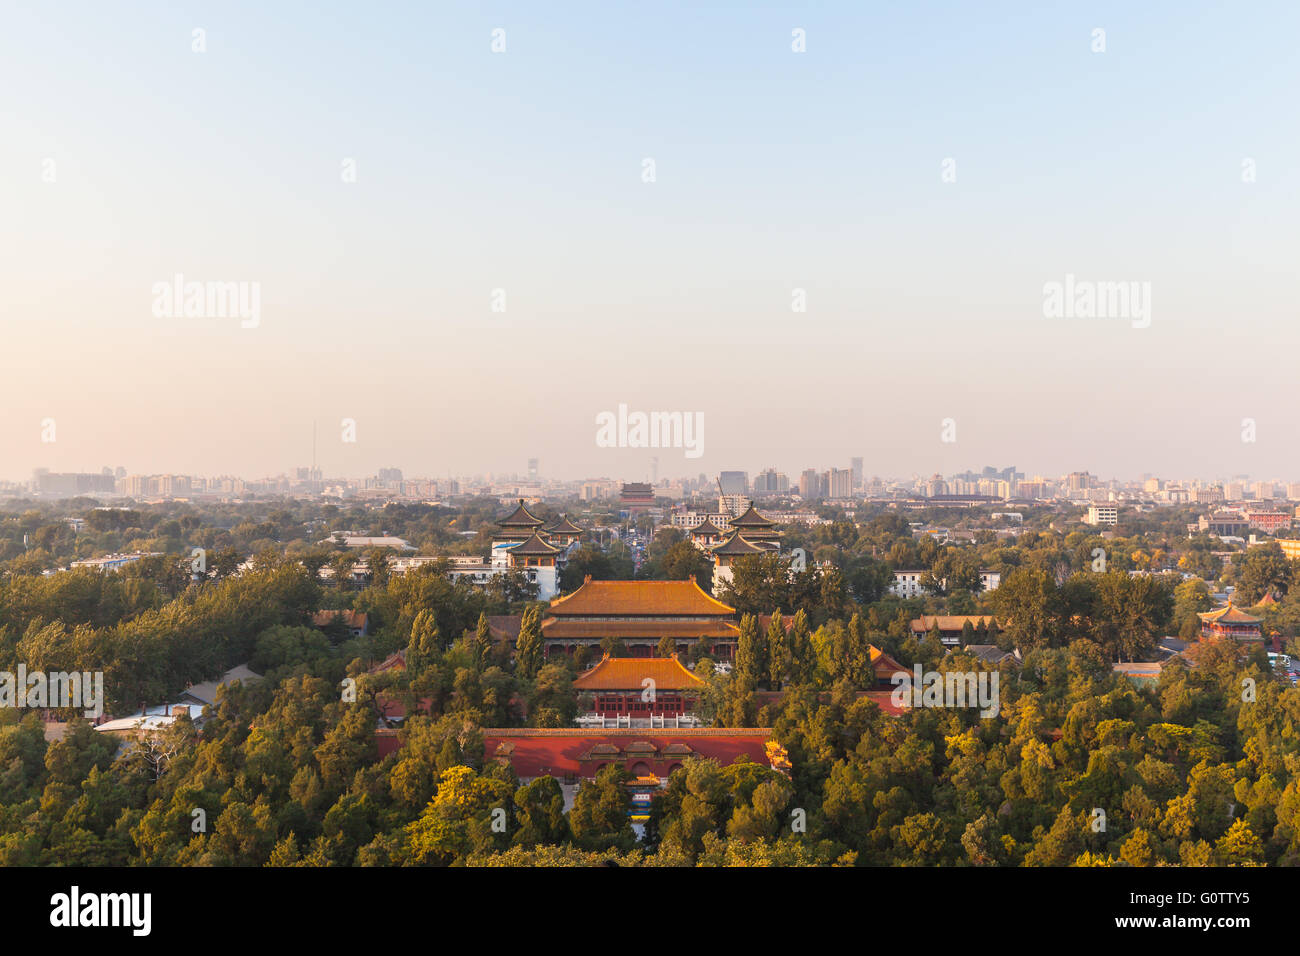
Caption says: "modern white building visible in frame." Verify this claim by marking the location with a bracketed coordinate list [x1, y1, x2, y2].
[891, 568, 1001, 596]
[323, 534, 417, 550]
[891, 570, 927, 597]
[1085, 505, 1118, 526]
[671, 510, 733, 532]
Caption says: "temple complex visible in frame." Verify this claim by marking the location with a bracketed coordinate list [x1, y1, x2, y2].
[488, 499, 581, 600]
[691, 503, 785, 588]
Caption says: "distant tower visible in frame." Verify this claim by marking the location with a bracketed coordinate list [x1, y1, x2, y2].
[528, 458, 539, 479]
[650, 456, 659, 483]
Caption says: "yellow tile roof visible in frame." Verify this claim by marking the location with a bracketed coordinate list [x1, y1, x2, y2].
[572, 655, 706, 691]
[549, 578, 736, 616]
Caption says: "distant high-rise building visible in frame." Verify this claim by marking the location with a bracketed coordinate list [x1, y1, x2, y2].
[718, 494, 752, 518]
[157, 475, 191, 496]
[829, 468, 853, 499]
[33, 471, 116, 497]
[753, 468, 789, 496]
[718, 471, 749, 496]
[528, 458, 539, 479]
[799, 469, 823, 500]
[378, 467, 403, 483]
[1195, 486, 1224, 505]
[850, 457, 863, 491]
[1017, 480, 1045, 499]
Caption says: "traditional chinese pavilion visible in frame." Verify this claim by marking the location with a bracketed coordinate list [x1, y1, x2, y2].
[725, 504, 781, 545]
[541, 514, 584, 548]
[489, 500, 582, 600]
[620, 482, 655, 508]
[572, 654, 705, 719]
[709, 531, 774, 589]
[539, 577, 743, 660]
[507, 529, 563, 568]
[495, 498, 547, 542]
[688, 517, 727, 548]
[1197, 602, 1263, 642]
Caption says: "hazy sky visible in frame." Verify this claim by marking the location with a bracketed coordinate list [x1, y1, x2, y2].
[2, 1, 1297, 484]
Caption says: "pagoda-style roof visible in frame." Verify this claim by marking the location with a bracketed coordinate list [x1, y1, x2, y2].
[689, 518, 726, 536]
[1255, 592, 1278, 606]
[711, 532, 768, 555]
[542, 514, 583, 536]
[869, 645, 906, 674]
[540, 619, 740, 640]
[727, 504, 774, 528]
[1197, 602, 1262, 625]
[549, 578, 735, 617]
[573, 655, 705, 692]
[499, 499, 546, 528]
[911, 615, 998, 633]
[507, 530, 562, 556]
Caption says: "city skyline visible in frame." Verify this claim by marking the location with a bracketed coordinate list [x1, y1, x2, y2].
[10, 438, 1300, 489]
[13, 458, 1300, 493]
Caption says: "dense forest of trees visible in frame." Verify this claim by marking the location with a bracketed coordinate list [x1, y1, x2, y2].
[1, 497, 1298, 866]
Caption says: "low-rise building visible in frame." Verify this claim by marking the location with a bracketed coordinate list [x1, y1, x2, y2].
[911, 615, 999, 647]
[69, 552, 162, 572]
[891, 570, 927, 597]
[1085, 504, 1118, 526]
[1246, 511, 1292, 534]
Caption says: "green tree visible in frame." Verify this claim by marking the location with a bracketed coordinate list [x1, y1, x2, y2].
[514, 605, 544, 679]
[766, 613, 788, 688]
[569, 765, 634, 852]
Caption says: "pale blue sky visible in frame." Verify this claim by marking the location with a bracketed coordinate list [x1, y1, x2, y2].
[2, 1, 1297, 482]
